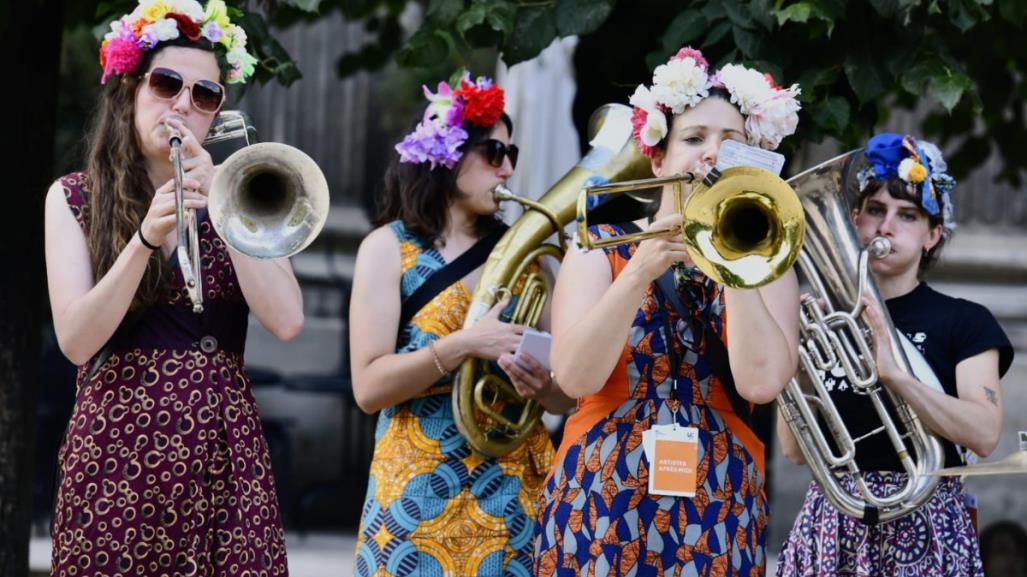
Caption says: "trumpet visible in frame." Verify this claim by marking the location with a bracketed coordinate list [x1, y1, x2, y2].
[166, 120, 204, 313]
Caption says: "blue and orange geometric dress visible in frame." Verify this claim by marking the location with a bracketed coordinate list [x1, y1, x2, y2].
[354, 220, 554, 577]
[534, 224, 769, 577]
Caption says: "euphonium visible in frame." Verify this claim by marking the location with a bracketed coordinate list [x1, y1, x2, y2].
[575, 159, 805, 289]
[777, 150, 945, 523]
[452, 104, 652, 458]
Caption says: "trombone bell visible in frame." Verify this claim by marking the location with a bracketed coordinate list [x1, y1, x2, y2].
[208, 142, 330, 259]
[576, 165, 804, 288]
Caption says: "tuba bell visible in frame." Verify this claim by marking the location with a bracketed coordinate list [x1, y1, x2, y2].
[452, 104, 652, 458]
[206, 110, 330, 260]
[777, 150, 945, 522]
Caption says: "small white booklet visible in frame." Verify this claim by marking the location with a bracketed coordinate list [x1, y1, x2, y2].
[514, 328, 552, 371]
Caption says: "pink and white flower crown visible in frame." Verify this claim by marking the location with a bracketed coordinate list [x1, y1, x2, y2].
[98, 0, 257, 85]
[395, 71, 506, 170]
[629, 47, 801, 157]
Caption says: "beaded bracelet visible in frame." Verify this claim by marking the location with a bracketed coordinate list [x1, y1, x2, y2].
[428, 340, 449, 377]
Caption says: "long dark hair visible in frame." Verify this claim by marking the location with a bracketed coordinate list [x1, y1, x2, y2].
[83, 40, 221, 310]
[374, 112, 513, 248]
[855, 178, 948, 272]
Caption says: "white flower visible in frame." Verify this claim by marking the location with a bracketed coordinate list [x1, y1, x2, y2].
[629, 85, 659, 115]
[651, 58, 709, 113]
[145, 18, 181, 42]
[167, 0, 205, 20]
[641, 111, 668, 147]
[744, 84, 801, 150]
[897, 158, 916, 181]
[715, 64, 773, 114]
[918, 141, 947, 174]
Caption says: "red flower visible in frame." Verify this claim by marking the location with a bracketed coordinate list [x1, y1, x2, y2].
[454, 81, 505, 127]
[763, 72, 782, 90]
[166, 13, 201, 42]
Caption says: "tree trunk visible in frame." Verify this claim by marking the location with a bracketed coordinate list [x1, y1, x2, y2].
[0, 0, 65, 572]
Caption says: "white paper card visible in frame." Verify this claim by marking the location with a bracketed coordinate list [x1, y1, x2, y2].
[514, 328, 552, 371]
[716, 139, 786, 176]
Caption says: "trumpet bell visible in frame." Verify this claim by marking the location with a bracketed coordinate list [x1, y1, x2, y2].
[683, 166, 805, 288]
[208, 142, 330, 259]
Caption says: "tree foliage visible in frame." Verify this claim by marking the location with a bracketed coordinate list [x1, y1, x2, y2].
[235, 0, 1025, 184]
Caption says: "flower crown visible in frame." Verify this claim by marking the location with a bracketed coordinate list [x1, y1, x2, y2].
[99, 0, 257, 85]
[395, 72, 506, 170]
[857, 133, 957, 236]
[629, 46, 801, 156]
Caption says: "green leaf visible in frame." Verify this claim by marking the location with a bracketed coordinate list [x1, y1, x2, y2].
[396, 27, 450, 68]
[928, 71, 972, 111]
[555, 0, 615, 36]
[485, 1, 517, 36]
[844, 51, 886, 104]
[502, 6, 557, 66]
[278, 0, 322, 11]
[732, 25, 762, 57]
[811, 95, 850, 132]
[704, 20, 732, 46]
[998, 0, 1026, 26]
[722, 0, 752, 28]
[661, 9, 709, 48]
[900, 60, 939, 95]
[946, 0, 989, 32]
[456, 3, 487, 33]
[427, 0, 466, 23]
[797, 66, 840, 90]
[776, 3, 812, 26]
[236, 12, 302, 85]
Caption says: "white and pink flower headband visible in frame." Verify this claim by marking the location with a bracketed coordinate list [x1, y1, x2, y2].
[99, 0, 257, 85]
[629, 47, 801, 156]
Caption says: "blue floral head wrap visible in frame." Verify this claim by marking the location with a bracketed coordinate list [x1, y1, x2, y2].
[857, 132, 956, 237]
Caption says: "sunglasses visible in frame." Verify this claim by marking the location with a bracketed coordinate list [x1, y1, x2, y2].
[143, 67, 225, 114]
[476, 139, 519, 169]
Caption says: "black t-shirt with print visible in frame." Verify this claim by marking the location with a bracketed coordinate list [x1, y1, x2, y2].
[817, 282, 1014, 471]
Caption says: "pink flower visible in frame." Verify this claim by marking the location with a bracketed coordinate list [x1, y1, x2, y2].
[101, 34, 143, 84]
[671, 46, 708, 72]
[631, 107, 659, 158]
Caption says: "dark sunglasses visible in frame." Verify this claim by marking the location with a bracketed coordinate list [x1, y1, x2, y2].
[143, 67, 225, 114]
[476, 139, 519, 169]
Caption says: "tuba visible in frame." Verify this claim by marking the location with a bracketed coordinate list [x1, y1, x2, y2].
[777, 150, 945, 522]
[452, 104, 652, 458]
[172, 110, 330, 313]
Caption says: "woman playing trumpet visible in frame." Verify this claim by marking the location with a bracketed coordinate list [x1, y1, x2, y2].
[44, 1, 301, 574]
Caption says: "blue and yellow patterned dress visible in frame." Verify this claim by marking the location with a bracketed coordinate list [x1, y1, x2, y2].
[354, 220, 554, 577]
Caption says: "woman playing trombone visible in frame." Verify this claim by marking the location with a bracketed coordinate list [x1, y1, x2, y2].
[534, 47, 802, 576]
[44, 1, 301, 574]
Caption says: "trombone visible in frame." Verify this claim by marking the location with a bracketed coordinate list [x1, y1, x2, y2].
[576, 165, 805, 289]
[167, 111, 331, 313]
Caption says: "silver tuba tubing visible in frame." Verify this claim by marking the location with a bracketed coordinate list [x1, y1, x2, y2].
[778, 150, 945, 523]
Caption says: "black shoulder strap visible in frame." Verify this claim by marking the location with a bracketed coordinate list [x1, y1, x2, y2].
[652, 270, 752, 427]
[398, 223, 507, 331]
[618, 220, 751, 427]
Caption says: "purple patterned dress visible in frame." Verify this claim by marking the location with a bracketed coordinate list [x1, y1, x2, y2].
[51, 172, 288, 577]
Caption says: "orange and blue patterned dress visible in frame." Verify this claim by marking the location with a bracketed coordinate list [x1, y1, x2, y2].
[533, 224, 768, 577]
[354, 220, 554, 577]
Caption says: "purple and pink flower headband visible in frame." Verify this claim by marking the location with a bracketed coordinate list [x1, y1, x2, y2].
[395, 72, 506, 170]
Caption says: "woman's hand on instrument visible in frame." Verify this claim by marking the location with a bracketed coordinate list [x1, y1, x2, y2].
[499, 352, 557, 400]
[141, 178, 207, 245]
[622, 213, 691, 282]
[862, 295, 903, 385]
[164, 116, 215, 196]
[462, 297, 526, 360]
